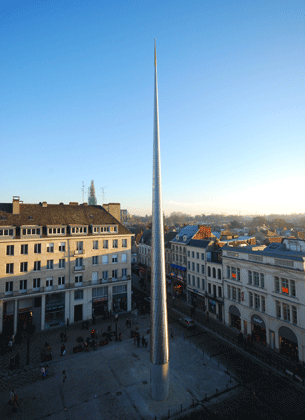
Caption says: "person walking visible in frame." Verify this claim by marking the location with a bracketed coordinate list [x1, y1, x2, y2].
[61, 344, 66, 356]
[62, 370, 67, 385]
[141, 336, 145, 348]
[137, 334, 141, 348]
[41, 366, 46, 379]
[10, 389, 19, 411]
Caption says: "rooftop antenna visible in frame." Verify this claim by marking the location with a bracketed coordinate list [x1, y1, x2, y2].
[100, 186, 107, 204]
[81, 181, 85, 202]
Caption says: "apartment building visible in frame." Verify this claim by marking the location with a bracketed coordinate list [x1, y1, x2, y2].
[222, 239, 305, 362]
[0, 197, 133, 337]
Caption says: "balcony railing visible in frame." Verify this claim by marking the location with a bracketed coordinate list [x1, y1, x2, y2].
[74, 264, 85, 272]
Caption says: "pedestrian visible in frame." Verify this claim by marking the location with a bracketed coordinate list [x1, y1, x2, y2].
[62, 370, 67, 385]
[41, 366, 46, 379]
[141, 336, 145, 347]
[137, 334, 141, 348]
[45, 365, 49, 377]
[61, 344, 66, 356]
[10, 389, 19, 411]
[15, 352, 20, 369]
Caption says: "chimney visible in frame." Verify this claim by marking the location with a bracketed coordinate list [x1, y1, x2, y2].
[103, 203, 121, 221]
[12, 196, 20, 214]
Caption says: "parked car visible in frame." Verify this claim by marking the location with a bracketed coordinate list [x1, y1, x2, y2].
[179, 317, 195, 329]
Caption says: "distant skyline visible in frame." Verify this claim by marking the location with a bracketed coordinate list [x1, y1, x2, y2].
[1, 1, 305, 216]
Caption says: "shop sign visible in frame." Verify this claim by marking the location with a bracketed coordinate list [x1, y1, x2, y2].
[209, 300, 216, 305]
[253, 317, 263, 324]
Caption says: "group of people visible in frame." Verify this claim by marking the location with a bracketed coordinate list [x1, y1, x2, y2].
[134, 333, 148, 348]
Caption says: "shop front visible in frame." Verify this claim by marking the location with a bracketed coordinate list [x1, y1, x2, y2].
[17, 298, 33, 333]
[208, 299, 217, 315]
[2, 300, 14, 337]
[190, 291, 205, 312]
[45, 293, 65, 329]
[251, 314, 266, 344]
[92, 286, 108, 317]
[279, 326, 299, 362]
[112, 285, 127, 313]
[229, 305, 241, 330]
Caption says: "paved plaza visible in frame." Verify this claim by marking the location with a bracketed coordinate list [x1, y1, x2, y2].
[0, 314, 237, 420]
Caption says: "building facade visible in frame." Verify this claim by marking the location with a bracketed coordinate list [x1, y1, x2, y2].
[0, 197, 132, 337]
[222, 239, 305, 362]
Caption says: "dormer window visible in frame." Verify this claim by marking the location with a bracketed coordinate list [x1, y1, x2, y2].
[70, 226, 88, 235]
[183, 235, 187, 242]
[1, 216, 6, 221]
[176, 235, 179, 240]
[21, 226, 41, 237]
[48, 226, 65, 235]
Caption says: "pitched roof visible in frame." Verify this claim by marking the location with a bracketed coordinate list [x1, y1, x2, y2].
[0, 203, 131, 235]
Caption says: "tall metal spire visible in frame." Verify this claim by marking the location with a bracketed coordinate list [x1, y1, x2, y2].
[150, 40, 170, 401]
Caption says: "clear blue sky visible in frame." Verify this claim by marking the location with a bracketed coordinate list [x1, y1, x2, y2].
[1, 0, 305, 216]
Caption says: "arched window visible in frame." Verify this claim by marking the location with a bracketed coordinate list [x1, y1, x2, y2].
[218, 269, 221, 279]
[208, 266, 211, 277]
[213, 267, 216, 278]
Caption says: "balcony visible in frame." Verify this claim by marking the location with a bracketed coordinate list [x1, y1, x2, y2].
[74, 264, 85, 272]
[74, 250, 85, 256]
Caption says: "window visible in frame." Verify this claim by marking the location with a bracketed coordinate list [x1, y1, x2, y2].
[102, 255, 108, 264]
[281, 278, 289, 294]
[261, 296, 266, 313]
[274, 276, 280, 292]
[254, 294, 260, 310]
[122, 253, 127, 263]
[47, 260, 53, 270]
[6, 263, 14, 274]
[208, 266, 211, 277]
[102, 270, 108, 281]
[112, 269, 118, 279]
[34, 261, 41, 271]
[253, 272, 259, 287]
[208, 283, 211, 294]
[112, 254, 118, 263]
[5, 281, 13, 293]
[218, 286, 222, 297]
[21, 244, 28, 255]
[291, 280, 296, 297]
[201, 253, 204, 260]
[59, 242, 65, 252]
[196, 252, 199, 259]
[75, 275, 83, 283]
[232, 287, 237, 301]
[6, 245, 14, 256]
[74, 290, 83, 300]
[192, 276, 195, 286]
[213, 267, 216, 278]
[283, 303, 290, 322]
[75, 257, 83, 268]
[34, 243, 41, 254]
[237, 268, 240, 281]
[260, 273, 265, 288]
[76, 241, 83, 253]
[202, 279, 205, 290]
[201, 265, 205, 275]
[191, 251, 194, 258]
[237, 288, 241, 303]
[227, 266, 230, 278]
[20, 262, 28, 272]
[20, 279, 27, 291]
[93, 240, 98, 250]
[113, 239, 118, 248]
[197, 277, 200, 288]
[58, 276, 65, 285]
[292, 306, 297, 325]
[122, 268, 127, 278]
[249, 292, 253, 307]
[213, 284, 216, 296]
[92, 256, 98, 265]
[227, 285, 231, 299]
[276, 301, 281, 318]
[122, 239, 127, 248]
[59, 259, 65, 268]
[103, 240, 108, 249]
[248, 271, 252, 285]
[33, 278, 40, 289]
[47, 243, 54, 253]
[218, 269, 221, 280]
[231, 267, 236, 279]
[192, 262, 195, 271]
[187, 261, 190, 270]
[187, 274, 190, 285]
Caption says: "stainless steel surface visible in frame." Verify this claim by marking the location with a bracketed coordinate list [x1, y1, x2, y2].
[150, 40, 169, 400]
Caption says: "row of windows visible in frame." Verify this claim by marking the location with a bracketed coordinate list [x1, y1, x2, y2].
[208, 283, 222, 298]
[248, 271, 265, 288]
[187, 262, 205, 274]
[276, 301, 297, 324]
[5, 268, 128, 293]
[187, 251, 205, 260]
[5, 253, 128, 274]
[0, 229, 14, 236]
[227, 285, 243, 302]
[172, 254, 186, 264]
[6, 239, 128, 257]
[227, 266, 241, 281]
[172, 245, 186, 253]
[188, 274, 205, 290]
[249, 292, 266, 312]
[274, 277, 296, 297]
